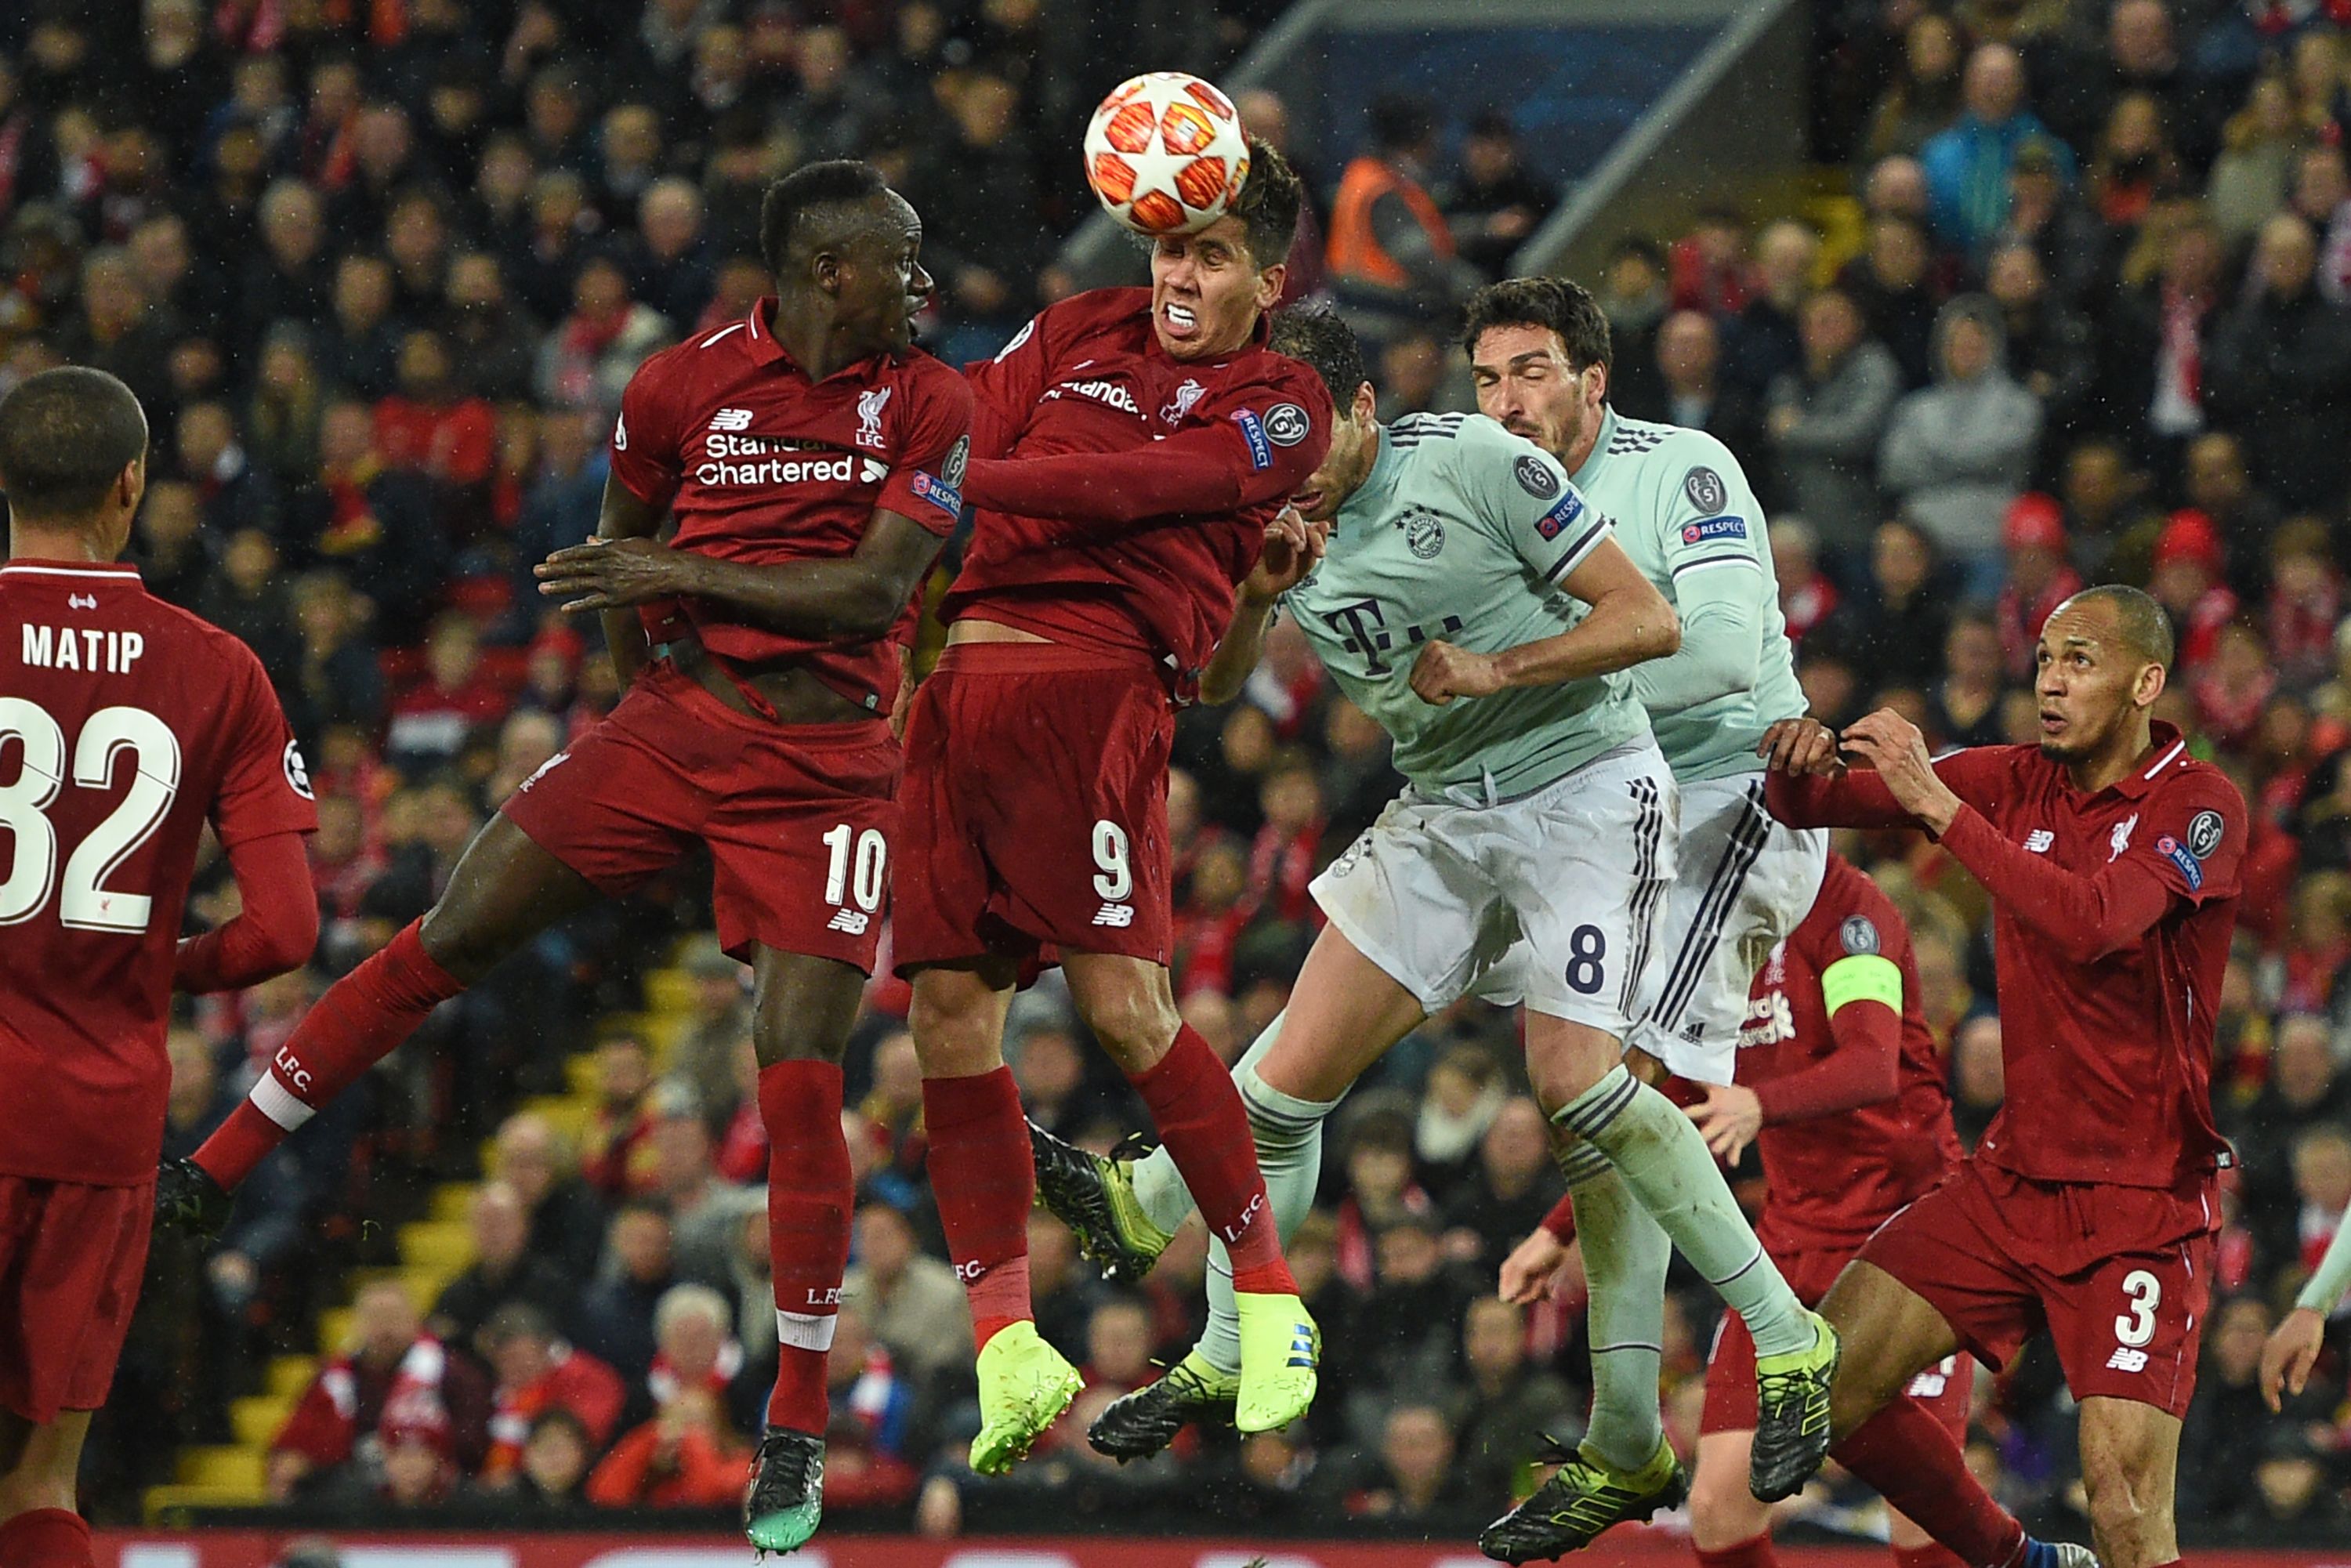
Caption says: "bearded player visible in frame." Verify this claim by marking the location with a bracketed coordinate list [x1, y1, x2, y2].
[162, 161, 971, 1555]
[1, 368, 318, 1568]
[889, 143, 1331, 1472]
[1031, 307, 1842, 1547]
[1757, 585, 2243, 1568]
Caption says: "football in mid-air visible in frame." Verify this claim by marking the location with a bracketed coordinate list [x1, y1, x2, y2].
[1083, 71, 1251, 237]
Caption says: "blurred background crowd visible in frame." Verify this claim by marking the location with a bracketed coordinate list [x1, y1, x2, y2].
[4, 0, 2350, 1549]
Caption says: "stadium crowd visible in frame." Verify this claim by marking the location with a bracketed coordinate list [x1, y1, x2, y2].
[5, 0, 2349, 1548]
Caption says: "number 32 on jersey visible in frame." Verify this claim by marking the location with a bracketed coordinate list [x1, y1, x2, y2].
[0, 697, 180, 933]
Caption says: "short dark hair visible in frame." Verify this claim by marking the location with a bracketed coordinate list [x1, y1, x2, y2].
[2065, 583, 2175, 668]
[1270, 302, 1367, 411]
[759, 159, 891, 278]
[1461, 276, 1613, 374]
[0, 366, 148, 520]
[1227, 137, 1304, 273]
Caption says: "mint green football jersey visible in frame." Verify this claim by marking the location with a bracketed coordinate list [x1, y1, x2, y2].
[1281, 412, 1652, 800]
[1568, 410, 1805, 783]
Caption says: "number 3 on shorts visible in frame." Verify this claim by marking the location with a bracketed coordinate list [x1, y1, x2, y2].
[822, 824, 886, 915]
[2114, 1269, 2161, 1349]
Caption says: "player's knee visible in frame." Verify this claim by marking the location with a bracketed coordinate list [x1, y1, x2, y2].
[2081, 1454, 2168, 1555]
[750, 1010, 847, 1068]
[907, 970, 1007, 1075]
[1082, 987, 1180, 1074]
[1686, 1457, 1766, 1548]
[414, 906, 504, 986]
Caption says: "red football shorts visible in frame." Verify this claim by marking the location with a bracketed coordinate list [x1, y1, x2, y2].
[893, 642, 1174, 973]
[1703, 1244, 1972, 1439]
[502, 660, 900, 972]
[1858, 1157, 2216, 1418]
[0, 1174, 154, 1422]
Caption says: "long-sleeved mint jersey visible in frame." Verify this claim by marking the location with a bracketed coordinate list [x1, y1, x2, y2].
[1281, 412, 1653, 800]
[1570, 410, 1805, 782]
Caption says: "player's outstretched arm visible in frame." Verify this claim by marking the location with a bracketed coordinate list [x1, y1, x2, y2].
[1199, 509, 1324, 704]
[959, 411, 1324, 532]
[540, 508, 947, 646]
[174, 831, 320, 993]
[1408, 538, 1679, 705]
[586, 475, 668, 686]
[2264, 1197, 2351, 1410]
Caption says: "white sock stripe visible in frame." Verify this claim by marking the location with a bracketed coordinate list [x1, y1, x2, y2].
[775, 1309, 839, 1353]
[1237, 1066, 1336, 1124]
[250, 1071, 316, 1132]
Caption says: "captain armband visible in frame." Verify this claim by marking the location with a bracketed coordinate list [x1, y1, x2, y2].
[1820, 953, 1902, 1016]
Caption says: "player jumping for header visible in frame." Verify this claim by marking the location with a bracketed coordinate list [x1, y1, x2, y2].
[0, 367, 319, 1568]
[1031, 305, 1842, 1545]
[161, 161, 972, 1555]
[886, 143, 1332, 1472]
[1758, 585, 2244, 1568]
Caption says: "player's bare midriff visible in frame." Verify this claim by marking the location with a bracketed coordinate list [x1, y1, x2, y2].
[946, 619, 1051, 646]
[670, 635, 876, 725]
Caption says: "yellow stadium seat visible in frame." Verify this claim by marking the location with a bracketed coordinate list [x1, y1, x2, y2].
[144, 1483, 266, 1523]
[231, 1396, 292, 1449]
[432, 1183, 476, 1222]
[177, 1447, 265, 1490]
[266, 1356, 317, 1399]
[398, 1219, 475, 1271]
[317, 1307, 354, 1354]
[645, 969, 695, 1013]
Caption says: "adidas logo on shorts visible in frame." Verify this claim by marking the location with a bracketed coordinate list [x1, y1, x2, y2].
[2105, 1348, 2148, 1373]
[826, 909, 871, 936]
[1092, 903, 1136, 928]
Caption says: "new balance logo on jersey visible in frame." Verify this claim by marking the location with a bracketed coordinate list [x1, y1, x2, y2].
[709, 407, 754, 431]
[2106, 1348, 2149, 1373]
[1047, 378, 1140, 415]
[1092, 903, 1136, 928]
[827, 909, 871, 936]
[67, 594, 96, 610]
[2026, 830, 2056, 853]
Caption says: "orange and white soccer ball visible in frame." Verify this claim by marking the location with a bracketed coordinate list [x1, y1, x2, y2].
[1083, 72, 1251, 237]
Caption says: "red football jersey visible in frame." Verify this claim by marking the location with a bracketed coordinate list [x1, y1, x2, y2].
[945, 287, 1334, 685]
[0, 559, 317, 1184]
[1737, 854, 1962, 1251]
[1767, 722, 2244, 1188]
[607, 298, 973, 716]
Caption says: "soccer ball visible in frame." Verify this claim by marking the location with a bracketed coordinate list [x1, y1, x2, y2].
[1083, 72, 1251, 237]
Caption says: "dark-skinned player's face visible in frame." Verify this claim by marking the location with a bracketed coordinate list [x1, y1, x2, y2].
[825, 191, 931, 356]
[1150, 214, 1282, 361]
[2034, 599, 2164, 763]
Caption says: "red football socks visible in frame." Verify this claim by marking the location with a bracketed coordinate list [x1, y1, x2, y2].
[922, 1066, 1035, 1349]
[1697, 1534, 1781, 1568]
[1128, 1024, 1295, 1295]
[762, 1059, 853, 1436]
[0, 1508, 92, 1568]
[194, 920, 462, 1190]
[1835, 1397, 2023, 1568]
[1894, 1543, 1972, 1568]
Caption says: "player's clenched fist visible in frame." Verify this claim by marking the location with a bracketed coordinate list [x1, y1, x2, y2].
[1837, 708, 1963, 834]
[536, 536, 701, 613]
[1411, 639, 1505, 705]
[1241, 505, 1327, 606]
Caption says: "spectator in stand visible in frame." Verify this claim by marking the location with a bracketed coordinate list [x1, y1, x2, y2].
[1247, 755, 1323, 927]
[643, 1081, 762, 1287]
[495, 1407, 595, 1512]
[319, 252, 404, 401]
[585, 1385, 751, 1508]
[1437, 1097, 1564, 1273]
[1766, 519, 1838, 652]
[1878, 295, 2041, 589]
[2207, 212, 2351, 511]
[237, 179, 331, 352]
[1598, 237, 1672, 418]
[269, 1281, 491, 1500]
[1985, 241, 2095, 453]
[2295, 144, 2351, 306]
[819, 1303, 922, 1510]
[375, 328, 498, 492]
[1766, 288, 1901, 556]
[1012, 1023, 1105, 1143]
[2178, 1295, 2284, 1523]
[668, 936, 751, 1130]
[534, 253, 671, 415]
[2103, 206, 2224, 474]
[2266, 518, 2342, 691]
[2193, 621, 2277, 755]
[1440, 109, 1556, 281]
[2148, 509, 2240, 675]
[575, 1204, 683, 1386]
[430, 1181, 575, 1352]
[1652, 309, 1763, 459]
[2179, 431, 2284, 596]
[2234, 1015, 2351, 1238]
[194, 528, 301, 690]
[2055, 436, 2163, 584]
[313, 1403, 461, 1512]
[1344, 1404, 1480, 1526]
[1725, 219, 1817, 400]
[494, 1110, 609, 1280]
[443, 251, 542, 405]
[1857, 9, 1965, 164]
[1668, 207, 1752, 318]
[1448, 1296, 1578, 1506]
[384, 611, 508, 778]
[176, 399, 281, 541]
[904, 71, 1044, 363]
[843, 1200, 970, 1387]
[1995, 136, 2111, 313]
[1847, 516, 1950, 689]
[1920, 42, 2074, 258]
[1327, 92, 1473, 354]
[2207, 75, 2305, 245]
[1924, 610, 2009, 750]
[2085, 91, 2185, 229]
[626, 178, 715, 328]
[1838, 213, 1947, 388]
[480, 1303, 627, 1485]
[632, 1283, 756, 1437]
[1947, 1012, 2005, 1149]
[1411, 1044, 1507, 1198]
[1994, 494, 2082, 680]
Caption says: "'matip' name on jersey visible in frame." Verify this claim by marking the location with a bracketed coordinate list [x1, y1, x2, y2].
[20, 624, 145, 674]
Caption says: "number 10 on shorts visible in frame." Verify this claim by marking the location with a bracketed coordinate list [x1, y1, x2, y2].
[822, 824, 886, 936]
